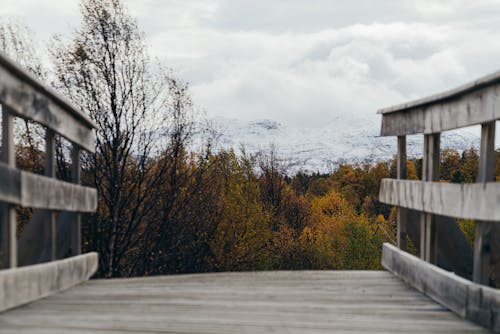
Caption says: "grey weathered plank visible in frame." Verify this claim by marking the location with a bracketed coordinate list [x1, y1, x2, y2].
[379, 178, 500, 221]
[0, 271, 487, 333]
[0, 107, 17, 268]
[379, 70, 500, 115]
[382, 242, 500, 331]
[70, 146, 82, 256]
[396, 135, 408, 251]
[382, 243, 470, 317]
[44, 129, 57, 261]
[378, 70, 500, 136]
[0, 52, 96, 152]
[421, 133, 440, 264]
[0, 253, 98, 313]
[421, 134, 439, 263]
[0, 162, 97, 212]
[474, 121, 497, 285]
[21, 171, 97, 212]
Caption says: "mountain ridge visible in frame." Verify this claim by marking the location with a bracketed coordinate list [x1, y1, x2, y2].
[199, 116, 480, 174]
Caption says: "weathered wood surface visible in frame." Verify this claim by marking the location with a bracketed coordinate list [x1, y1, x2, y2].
[0, 271, 487, 333]
[0, 52, 96, 152]
[421, 133, 440, 264]
[378, 70, 500, 136]
[0, 108, 17, 268]
[383, 242, 500, 331]
[380, 178, 500, 221]
[474, 121, 498, 285]
[69, 146, 82, 256]
[0, 253, 97, 313]
[44, 129, 57, 261]
[396, 135, 408, 250]
[0, 161, 97, 212]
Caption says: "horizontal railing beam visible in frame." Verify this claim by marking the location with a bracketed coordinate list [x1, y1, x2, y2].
[0, 253, 98, 313]
[378, 71, 500, 136]
[0, 53, 96, 152]
[0, 162, 97, 212]
[382, 243, 500, 331]
[379, 178, 500, 221]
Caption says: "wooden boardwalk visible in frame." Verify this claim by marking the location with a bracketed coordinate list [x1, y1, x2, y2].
[0, 271, 487, 333]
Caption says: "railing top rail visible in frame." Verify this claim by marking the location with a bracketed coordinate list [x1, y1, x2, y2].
[0, 52, 96, 130]
[377, 70, 500, 115]
[378, 70, 500, 136]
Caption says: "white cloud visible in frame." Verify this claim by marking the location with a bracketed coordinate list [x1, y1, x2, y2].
[153, 19, 500, 127]
[2, 0, 500, 129]
[0, 0, 79, 40]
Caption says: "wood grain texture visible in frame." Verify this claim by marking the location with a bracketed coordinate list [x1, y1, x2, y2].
[0, 162, 97, 212]
[0, 53, 96, 152]
[378, 69, 500, 136]
[379, 178, 500, 221]
[474, 121, 497, 286]
[383, 243, 500, 331]
[396, 136, 408, 251]
[1, 107, 17, 268]
[379, 84, 500, 136]
[0, 270, 487, 333]
[0, 253, 98, 313]
[378, 70, 500, 115]
[421, 134, 440, 264]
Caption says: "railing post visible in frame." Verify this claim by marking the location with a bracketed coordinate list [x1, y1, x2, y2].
[421, 133, 440, 264]
[0, 106, 17, 268]
[70, 145, 82, 256]
[45, 129, 57, 261]
[397, 135, 407, 250]
[473, 121, 496, 285]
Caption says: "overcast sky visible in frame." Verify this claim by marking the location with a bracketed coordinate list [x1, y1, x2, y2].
[2, 0, 500, 128]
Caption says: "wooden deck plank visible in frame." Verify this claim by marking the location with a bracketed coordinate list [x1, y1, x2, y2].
[0, 271, 488, 333]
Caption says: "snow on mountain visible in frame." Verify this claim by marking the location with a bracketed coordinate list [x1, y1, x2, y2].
[201, 116, 479, 175]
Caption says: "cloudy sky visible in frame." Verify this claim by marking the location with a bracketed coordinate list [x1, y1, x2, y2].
[2, 0, 500, 129]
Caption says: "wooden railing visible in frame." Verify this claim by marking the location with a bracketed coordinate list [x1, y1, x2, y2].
[378, 70, 500, 286]
[0, 52, 97, 269]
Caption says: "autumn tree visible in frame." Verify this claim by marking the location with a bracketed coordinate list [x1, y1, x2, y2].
[258, 145, 287, 230]
[208, 151, 273, 271]
[459, 147, 479, 183]
[441, 148, 461, 182]
[134, 82, 215, 276]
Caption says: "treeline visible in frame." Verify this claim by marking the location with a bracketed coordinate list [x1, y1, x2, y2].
[75, 145, 390, 276]
[79, 145, 494, 277]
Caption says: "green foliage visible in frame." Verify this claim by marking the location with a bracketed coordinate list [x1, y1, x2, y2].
[457, 219, 475, 247]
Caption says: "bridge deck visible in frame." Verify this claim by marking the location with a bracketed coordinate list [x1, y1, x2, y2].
[0, 271, 488, 333]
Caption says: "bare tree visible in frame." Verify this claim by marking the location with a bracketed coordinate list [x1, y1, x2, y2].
[258, 144, 287, 229]
[51, 0, 199, 277]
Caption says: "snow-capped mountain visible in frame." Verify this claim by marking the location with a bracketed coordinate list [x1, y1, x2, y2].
[201, 116, 480, 175]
